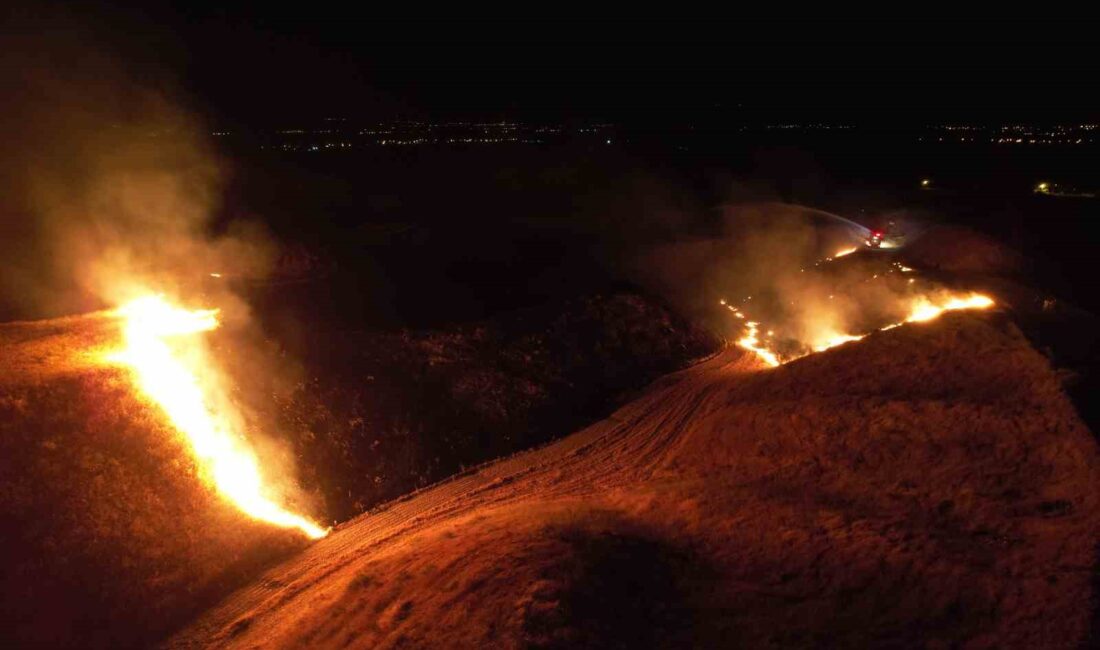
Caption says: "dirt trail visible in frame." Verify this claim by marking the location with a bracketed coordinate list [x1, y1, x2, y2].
[169, 313, 1100, 648]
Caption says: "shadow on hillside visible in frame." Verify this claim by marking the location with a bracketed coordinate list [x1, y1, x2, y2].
[522, 512, 723, 649]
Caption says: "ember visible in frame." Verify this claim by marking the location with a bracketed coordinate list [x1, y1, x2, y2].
[726, 280, 995, 367]
[735, 318, 780, 367]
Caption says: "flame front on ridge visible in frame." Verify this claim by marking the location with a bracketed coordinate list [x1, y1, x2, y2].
[111, 295, 327, 539]
[728, 290, 995, 367]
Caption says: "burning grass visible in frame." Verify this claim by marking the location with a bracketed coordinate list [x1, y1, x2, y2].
[719, 249, 996, 367]
[172, 312, 1100, 648]
[0, 313, 312, 647]
[110, 295, 326, 539]
[728, 288, 995, 366]
[0, 290, 716, 646]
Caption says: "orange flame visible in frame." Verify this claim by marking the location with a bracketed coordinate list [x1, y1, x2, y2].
[902, 293, 994, 323]
[111, 295, 327, 539]
[736, 320, 780, 367]
[811, 331, 864, 352]
[728, 290, 995, 367]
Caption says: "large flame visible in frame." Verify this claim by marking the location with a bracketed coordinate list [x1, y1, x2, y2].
[811, 331, 864, 352]
[904, 293, 994, 323]
[111, 295, 327, 539]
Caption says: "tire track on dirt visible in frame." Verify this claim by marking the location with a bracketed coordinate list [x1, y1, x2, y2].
[168, 348, 750, 645]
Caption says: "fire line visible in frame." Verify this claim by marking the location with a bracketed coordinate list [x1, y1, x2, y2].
[727, 291, 994, 367]
[110, 295, 328, 539]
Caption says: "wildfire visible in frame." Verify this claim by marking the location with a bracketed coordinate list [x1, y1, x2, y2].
[811, 331, 864, 352]
[903, 293, 994, 323]
[833, 246, 858, 258]
[111, 295, 328, 539]
[727, 290, 995, 367]
[736, 319, 780, 367]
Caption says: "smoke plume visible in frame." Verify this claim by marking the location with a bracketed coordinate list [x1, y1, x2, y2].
[0, 12, 272, 319]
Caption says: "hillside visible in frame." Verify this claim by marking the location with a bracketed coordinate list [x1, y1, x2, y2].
[169, 312, 1100, 648]
[0, 312, 312, 647]
[0, 292, 716, 648]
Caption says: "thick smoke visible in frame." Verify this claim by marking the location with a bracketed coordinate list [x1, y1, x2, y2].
[0, 16, 273, 319]
[0, 15, 320, 517]
[627, 201, 914, 354]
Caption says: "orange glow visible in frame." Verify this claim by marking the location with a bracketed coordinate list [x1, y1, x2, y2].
[724, 290, 995, 368]
[111, 295, 327, 539]
[811, 331, 864, 352]
[902, 293, 994, 323]
[737, 320, 780, 367]
[833, 246, 858, 258]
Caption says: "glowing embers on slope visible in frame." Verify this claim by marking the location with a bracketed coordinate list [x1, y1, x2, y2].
[811, 331, 864, 352]
[725, 290, 995, 367]
[904, 294, 994, 323]
[737, 318, 780, 366]
[722, 300, 778, 367]
[111, 295, 327, 539]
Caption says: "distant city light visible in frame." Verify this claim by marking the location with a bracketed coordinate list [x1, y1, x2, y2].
[240, 120, 1098, 156]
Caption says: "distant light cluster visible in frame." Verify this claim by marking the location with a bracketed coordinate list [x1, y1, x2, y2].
[921, 123, 1098, 146]
[207, 120, 1100, 153]
[242, 120, 615, 153]
[262, 137, 546, 152]
[762, 123, 854, 130]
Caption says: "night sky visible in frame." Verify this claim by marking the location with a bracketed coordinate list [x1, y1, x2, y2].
[6, 8, 1100, 126]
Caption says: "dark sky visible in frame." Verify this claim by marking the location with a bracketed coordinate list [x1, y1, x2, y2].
[8, 8, 1100, 126]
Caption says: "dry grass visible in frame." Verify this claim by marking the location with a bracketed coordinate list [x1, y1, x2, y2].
[0, 313, 308, 647]
[0, 292, 717, 647]
[172, 313, 1100, 648]
[270, 291, 719, 520]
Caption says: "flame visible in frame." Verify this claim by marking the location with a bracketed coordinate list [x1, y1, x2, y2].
[811, 331, 864, 352]
[726, 290, 995, 367]
[736, 320, 780, 367]
[902, 293, 994, 323]
[833, 246, 858, 258]
[111, 295, 327, 539]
